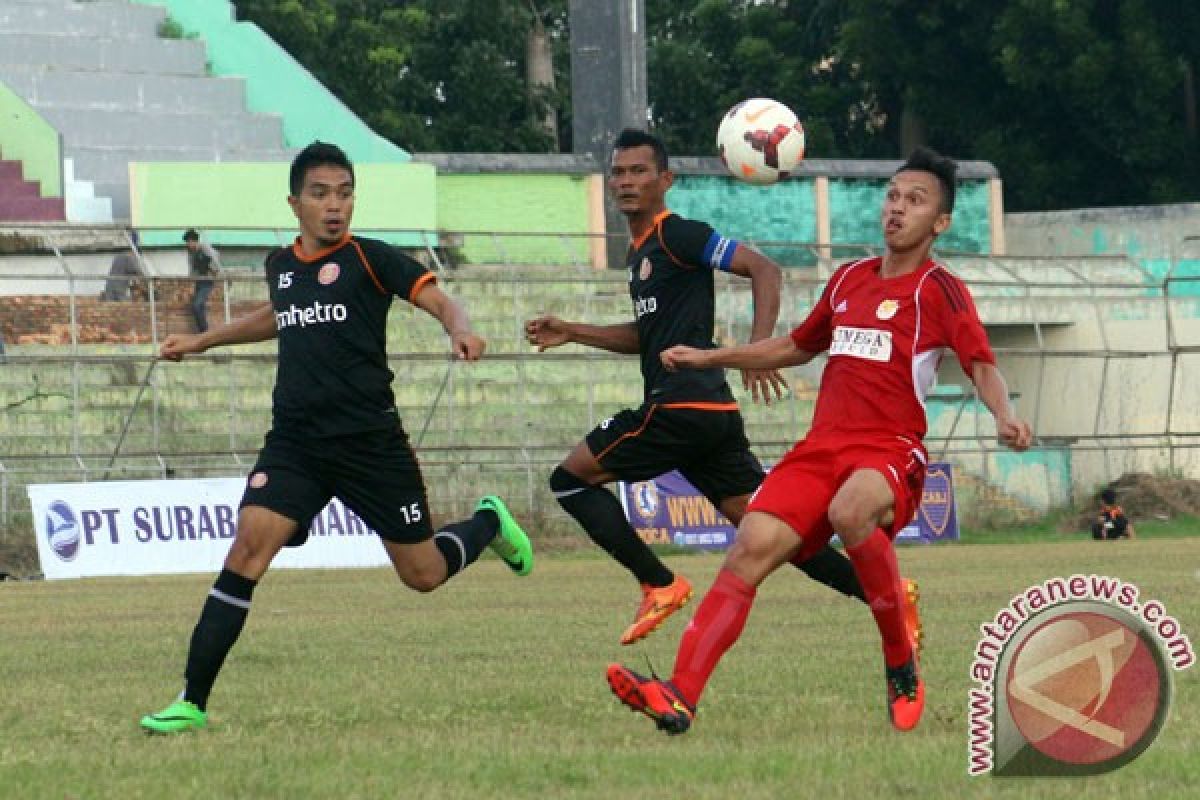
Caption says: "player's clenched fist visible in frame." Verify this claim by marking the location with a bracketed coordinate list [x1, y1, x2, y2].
[524, 315, 571, 352]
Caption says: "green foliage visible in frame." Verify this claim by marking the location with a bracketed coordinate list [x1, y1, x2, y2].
[234, 0, 569, 152]
[231, 1, 1200, 210]
[156, 16, 187, 39]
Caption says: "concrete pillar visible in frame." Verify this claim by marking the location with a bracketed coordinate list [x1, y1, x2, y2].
[569, 0, 647, 268]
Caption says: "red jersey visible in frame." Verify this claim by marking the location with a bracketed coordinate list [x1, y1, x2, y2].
[790, 256, 994, 442]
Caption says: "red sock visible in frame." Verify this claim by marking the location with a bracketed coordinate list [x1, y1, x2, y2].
[671, 568, 756, 706]
[846, 529, 912, 668]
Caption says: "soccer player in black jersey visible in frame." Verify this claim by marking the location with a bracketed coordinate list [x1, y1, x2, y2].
[140, 142, 534, 734]
[526, 129, 920, 646]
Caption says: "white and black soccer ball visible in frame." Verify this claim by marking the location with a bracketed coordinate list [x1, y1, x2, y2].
[716, 98, 806, 185]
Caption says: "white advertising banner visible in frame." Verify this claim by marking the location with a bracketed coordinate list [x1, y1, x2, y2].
[28, 478, 392, 580]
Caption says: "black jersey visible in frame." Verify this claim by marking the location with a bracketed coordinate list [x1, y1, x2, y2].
[628, 211, 740, 405]
[264, 234, 435, 436]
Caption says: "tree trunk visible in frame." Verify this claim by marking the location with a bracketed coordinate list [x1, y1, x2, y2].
[900, 104, 926, 157]
[526, 13, 558, 149]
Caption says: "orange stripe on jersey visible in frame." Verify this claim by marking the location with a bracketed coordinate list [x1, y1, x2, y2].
[660, 401, 739, 412]
[408, 271, 437, 303]
[290, 234, 351, 263]
[631, 209, 673, 251]
[594, 405, 660, 462]
[349, 239, 386, 295]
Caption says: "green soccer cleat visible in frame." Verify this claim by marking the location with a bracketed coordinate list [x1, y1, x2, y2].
[140, 700, 207, 734]
[477, 495, 534, 576]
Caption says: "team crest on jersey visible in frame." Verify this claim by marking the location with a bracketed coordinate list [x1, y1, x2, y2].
[875, 299, 899, 320]
[639, 257, 653, 281]
[317, 262, 340, 285]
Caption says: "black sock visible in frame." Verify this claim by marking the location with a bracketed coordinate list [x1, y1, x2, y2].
[183, 568, 257, 711]
[434, 509, 499, 578]
[793, 544, 866, 602]
[550, 466, 673, 587]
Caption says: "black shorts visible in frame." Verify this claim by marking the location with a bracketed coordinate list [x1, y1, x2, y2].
[240, 425, 433, 546]
[585, 403, 764, 507]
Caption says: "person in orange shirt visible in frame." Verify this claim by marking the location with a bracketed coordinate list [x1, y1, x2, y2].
[1092, 488, 1136, 540]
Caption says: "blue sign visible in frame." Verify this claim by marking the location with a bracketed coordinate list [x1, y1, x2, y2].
[619, 462, 958, 550]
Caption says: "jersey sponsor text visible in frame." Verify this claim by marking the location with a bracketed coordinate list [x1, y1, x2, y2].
[830, 325, 893, 362]
[275, 300, 349, 330]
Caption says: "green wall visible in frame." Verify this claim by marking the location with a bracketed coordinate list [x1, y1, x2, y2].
[0, 81, 62, 197]
[130, 162, 437, 247]
[436, 174, 593, 265]
[133, 0, 407, 163]
[668, 176, 818, 266]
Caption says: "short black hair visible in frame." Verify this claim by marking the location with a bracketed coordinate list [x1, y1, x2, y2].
[1101, 488, 1118, 505]
[896, 146, 957, 213]
[182, 228, 199, 242]
[612, 128, 669, 172]
[289, 141, 355, 196]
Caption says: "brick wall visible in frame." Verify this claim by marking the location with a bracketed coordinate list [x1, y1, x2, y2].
[1, 281, 260, 344]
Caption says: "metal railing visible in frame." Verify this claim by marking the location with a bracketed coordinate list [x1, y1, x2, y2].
[2, 224, 1197, 532]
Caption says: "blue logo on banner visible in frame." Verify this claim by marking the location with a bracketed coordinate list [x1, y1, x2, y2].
[632, 480, 660, 521]
[46, 500, 81, 561]
[920, 466, 955, 538]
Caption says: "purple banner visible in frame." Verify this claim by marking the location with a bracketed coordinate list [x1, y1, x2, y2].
[618, 462, 958, 551]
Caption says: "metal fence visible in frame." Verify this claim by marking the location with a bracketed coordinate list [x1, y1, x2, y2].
[2, 224, 1198, 536]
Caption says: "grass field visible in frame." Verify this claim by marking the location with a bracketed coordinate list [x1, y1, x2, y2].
[2, 537, 1197, 799]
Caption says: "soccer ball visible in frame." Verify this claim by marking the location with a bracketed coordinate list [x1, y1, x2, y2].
[716, 98, 806, 185]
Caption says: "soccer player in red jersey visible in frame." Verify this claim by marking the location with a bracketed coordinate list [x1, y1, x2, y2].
[607, 146, 1033, 735]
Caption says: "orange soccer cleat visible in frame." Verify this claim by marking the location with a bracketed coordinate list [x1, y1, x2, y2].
[606, 664, 695, 735]
[886, 656, 926, 732]
[620, 575, 694, 645]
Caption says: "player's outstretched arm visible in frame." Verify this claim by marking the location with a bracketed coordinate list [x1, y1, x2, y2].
[414, 284, 485, 360]
[524, 315, 640, 354]
[728, 245, 788, 404]
[971, 361, 1033, 451]
[661, 335, 814, 372]
[159, 301, 277, 361]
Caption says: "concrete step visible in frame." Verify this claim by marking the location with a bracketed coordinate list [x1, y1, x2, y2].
[0, 65, 249, 114]
[0, 194, 65, 222]
[0, 1, 165, 40]
[38, 106, 285, 151]
[0, 159, 23, 182]
[0, 31, 207, 75]
[67, 145, 294, 185]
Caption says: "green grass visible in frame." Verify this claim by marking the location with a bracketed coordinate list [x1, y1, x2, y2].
[959, 513, 1200, 544]
[2, 540, 1197, 799]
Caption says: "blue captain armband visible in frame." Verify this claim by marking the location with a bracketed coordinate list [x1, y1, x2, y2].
[702, 233, 739, 272]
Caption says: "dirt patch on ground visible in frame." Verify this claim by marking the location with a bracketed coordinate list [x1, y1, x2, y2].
[1064, 472, 1200, 532]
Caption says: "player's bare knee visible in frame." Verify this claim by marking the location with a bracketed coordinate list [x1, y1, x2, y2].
[725, 529, 775, 569]
[827, 501, 870, 540]
[396, 565, 443, 593]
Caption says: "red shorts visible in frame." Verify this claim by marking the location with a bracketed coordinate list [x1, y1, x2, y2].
[747, 434, 927, 561]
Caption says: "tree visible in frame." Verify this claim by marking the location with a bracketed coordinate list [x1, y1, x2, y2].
[837, 0, 1200, 209]
[234, 0, 570, 152]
